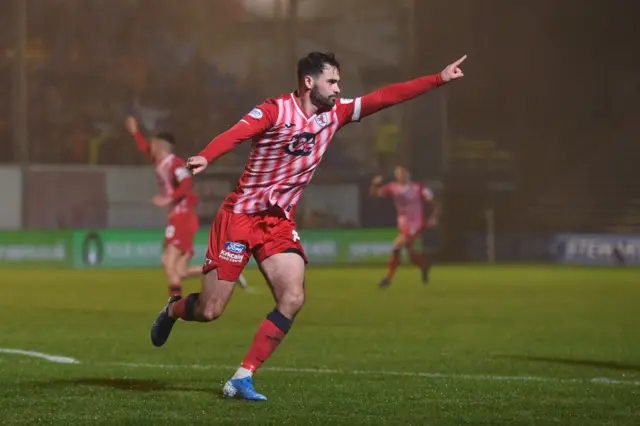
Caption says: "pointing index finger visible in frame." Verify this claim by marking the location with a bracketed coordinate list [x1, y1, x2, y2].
[453, 54, 467, 67]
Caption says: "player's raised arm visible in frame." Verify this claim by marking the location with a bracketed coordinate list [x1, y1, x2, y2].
[125, 116, 154, 161]
[370, 175, 390, 197]
[187, 100, 279, 175]
[338, 55, 466, 125]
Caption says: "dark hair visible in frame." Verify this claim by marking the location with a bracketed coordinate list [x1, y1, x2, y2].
[154, 132, 175, 145]
[297, 52, 340, 83]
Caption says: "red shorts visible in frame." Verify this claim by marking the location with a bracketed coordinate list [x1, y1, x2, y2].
[398, 217, 425, 240]
[400, 226, 425, 240]
[164, 212, 199, 256]
[203, 206, 307, 281]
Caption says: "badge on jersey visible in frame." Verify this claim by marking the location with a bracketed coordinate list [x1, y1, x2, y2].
[248, 108, 263, 119]
[315, 113, 329, 127]
[224, 242, 246, 254]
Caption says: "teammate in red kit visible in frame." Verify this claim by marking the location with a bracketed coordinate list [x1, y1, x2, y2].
[126, 117, 202, 296]
[370, 166, 439, 287]
[150, 52, 466, 400]
[126, 118, 249, 295]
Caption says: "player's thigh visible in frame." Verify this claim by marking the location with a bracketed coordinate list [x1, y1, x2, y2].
[404, 229, 423, 251]
[254, 217, 307, 309]
[162, 244, 181, 270]
[175, 251, 192, 277]
[393, 232, 408, 249]
[259, 252, 306, 306]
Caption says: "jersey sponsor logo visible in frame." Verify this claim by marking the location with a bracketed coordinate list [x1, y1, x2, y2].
[284, 132, 316, 157]
[248, 107, 263, 119]
[224, 241, 246, 254]
[341, 98, 354, 104]
[315, 113, 329, 126]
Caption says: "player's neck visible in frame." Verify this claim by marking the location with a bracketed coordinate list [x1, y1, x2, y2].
[294, 90, 322, 118]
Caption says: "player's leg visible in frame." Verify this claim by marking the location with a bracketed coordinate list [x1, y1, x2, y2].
[181, 264, 203, 279]
[379, 232, 406, 288]
[150, 267, 238, 347]
[162, 244, 183, 297]
[171, 212, 200, 284]
[172, 268, 237, 322]
[236, 273, 249, 290]
[150, 208, 250, 347]
[223, 252, 305, 401]
[421, 228, 439, 283]
[405, 233, 428, 283]
[223, 217, 305, 401]
[179, 259, 249, 290]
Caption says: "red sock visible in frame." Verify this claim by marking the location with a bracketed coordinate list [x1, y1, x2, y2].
[168, 281, 182, 297]
[171, 298, 188, 319]
[241, 310, 291, 372]
[385, 250, 401, 279]
[170, 293, 199, 321]
[410, 252, 426, 270]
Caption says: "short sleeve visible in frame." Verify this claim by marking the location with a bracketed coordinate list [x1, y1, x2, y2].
[381, 183, 395, 197]
[335, 97, 363, 127]
[239, 98, 279, 132]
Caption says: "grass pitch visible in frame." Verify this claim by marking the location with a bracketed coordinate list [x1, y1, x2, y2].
[0, 265, 638, 425]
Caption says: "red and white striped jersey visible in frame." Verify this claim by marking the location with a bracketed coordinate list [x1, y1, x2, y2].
[222, 93, 363, 217]
[155, 154, 197, 216]
[382, 181, 434, 229]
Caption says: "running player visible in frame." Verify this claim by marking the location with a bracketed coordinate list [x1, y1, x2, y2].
[150, 52, 466, 400]
[370, 166, 438, 287]
[126, 117, 248, 295]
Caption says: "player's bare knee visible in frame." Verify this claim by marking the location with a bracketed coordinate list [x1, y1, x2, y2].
[199, 300, 225, 322]
[196, 291, 228, 322]
[175, 263, 187, 279]
[279, 288, 305, 314]
[200, 308, 221, 322]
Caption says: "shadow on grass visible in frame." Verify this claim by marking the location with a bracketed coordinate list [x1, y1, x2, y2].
[498, 355, 640, 372]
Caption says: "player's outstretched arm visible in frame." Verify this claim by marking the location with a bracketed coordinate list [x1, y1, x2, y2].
[187, 100, 278, 175]
[358, 55, 467, 120]
[125, 116, 154, 161]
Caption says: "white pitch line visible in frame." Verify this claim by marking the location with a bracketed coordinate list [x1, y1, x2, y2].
[0, 348, 80, 364]
[107, 362, 640, 387]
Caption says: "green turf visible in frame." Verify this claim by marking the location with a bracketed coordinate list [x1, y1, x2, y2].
[0, 266, 638, 425]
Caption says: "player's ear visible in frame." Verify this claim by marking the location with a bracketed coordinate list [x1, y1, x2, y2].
[304, 75, 314, 90]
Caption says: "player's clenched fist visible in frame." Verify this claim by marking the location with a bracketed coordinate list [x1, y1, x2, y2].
[125, 116, 138, 135]
[186, 156, 208, 175]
